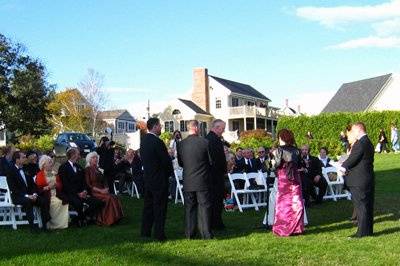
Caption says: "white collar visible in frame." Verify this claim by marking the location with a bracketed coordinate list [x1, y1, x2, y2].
[357, 133, 367, 140]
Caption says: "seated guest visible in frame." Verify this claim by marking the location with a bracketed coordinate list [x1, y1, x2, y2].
[85, 152, 123, 226]
[7, 151, 50, 231]
[58, 148, 104, 227]
[116, 149, 144, 195]
[0, 145, 16, 176]
[23, 150, 40, 180]
[318, 147, 332, 168]
[255, 147, 271, 173]
[35, 155, 68, 229]
[231, 147, 245, 173]
[300, 144, 328, 205]
[242, 148, 258, 173]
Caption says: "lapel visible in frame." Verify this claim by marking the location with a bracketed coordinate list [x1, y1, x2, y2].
[14, 165, 28, 188]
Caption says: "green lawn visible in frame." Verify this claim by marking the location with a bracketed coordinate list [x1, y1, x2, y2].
[1, 154, 399, 265]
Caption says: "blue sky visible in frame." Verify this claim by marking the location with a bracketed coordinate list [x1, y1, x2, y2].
[1, 0, 400, 117]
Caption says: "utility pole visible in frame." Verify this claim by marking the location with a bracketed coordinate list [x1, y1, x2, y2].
[146, 99, 150, 119]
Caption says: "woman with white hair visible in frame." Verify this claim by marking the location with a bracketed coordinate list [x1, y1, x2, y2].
[35, 155, 69, 229]
[85, 152, 123, 225]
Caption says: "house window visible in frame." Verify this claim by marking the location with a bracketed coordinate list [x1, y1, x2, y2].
[247, 101, 255, 106]
[77, 104, 85, 112]
[128, 123, 135, 132]
[164, 121, 174, 133]
[232, 97, 239, 107]
[216, 98, 221, 109]
[118, 121, 125, 133]
[0, 130, 5, 141]
[180, 120, 188, 132]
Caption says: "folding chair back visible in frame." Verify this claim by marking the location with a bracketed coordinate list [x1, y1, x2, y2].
[322, 166, 351, 201]
[228, 173, 260, 212]
[174, 169, 184, 204]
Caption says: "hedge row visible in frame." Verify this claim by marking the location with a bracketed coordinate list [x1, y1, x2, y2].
[276, 111, 400, 157]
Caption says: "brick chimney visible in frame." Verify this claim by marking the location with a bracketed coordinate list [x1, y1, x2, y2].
[192, 68, 209, 113]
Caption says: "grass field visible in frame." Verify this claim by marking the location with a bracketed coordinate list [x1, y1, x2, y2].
[1, 154, 399, 265]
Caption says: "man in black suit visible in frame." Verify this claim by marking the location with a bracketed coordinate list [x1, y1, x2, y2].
[301, 144, 327, 205]
[255, 147, 271, 173]
[340, 122, 375, 238]
[140, 118, 173, 241]
[6, 151, 50, 231]
[0, 145, 15, 176]
[178, 120, 213, 239]
[205, 119, 227, 230]
[58, 148, 104, 226]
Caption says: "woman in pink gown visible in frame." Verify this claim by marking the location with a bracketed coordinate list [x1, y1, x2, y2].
[272, 129, 304, 237]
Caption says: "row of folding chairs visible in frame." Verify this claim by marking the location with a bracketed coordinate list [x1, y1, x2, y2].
[228, 172, 270, 212]
[113, 180, 140, 199]
[0, 176, 43, 230]
[321, 165, 352, 201]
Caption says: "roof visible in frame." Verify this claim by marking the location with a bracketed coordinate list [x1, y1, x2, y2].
[210, 75, 270, 101]
[178, 99, 211, 115]
[322, 73, 392, 113]
[99, 110, 135, 121]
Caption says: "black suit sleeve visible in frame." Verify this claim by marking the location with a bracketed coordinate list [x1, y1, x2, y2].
[158, 139, 173, 177]
[58, 164, 73, 196]
[342, 141, 364, 170]
[7, 170, 24, 198]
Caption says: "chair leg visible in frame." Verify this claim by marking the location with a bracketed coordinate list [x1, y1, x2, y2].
[234, 193, 243, 212]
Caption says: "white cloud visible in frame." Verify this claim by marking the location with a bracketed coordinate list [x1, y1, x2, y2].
[296, 0, 400, 27]
[296, 0, 400, 49]
[328, 36, 400, 49]
[372, 18, 400, 36]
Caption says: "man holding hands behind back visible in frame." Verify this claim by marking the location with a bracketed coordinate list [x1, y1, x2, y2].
[340, 122, 375, 238]
[178, 120, 213, 239]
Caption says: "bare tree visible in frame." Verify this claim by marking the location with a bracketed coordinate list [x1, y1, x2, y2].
[78, 69, 107, 137]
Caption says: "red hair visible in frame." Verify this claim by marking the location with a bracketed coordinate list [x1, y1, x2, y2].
[277, 128, 296, 146]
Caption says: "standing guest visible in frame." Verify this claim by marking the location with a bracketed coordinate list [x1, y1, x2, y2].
[340, 122, 375, 238]
[377, 128, 388, 153]
[24, 151, 40, 180]
[340, 131, 350, 153]
[35, 155, 69, 229]
[300, 144, 327, 205]
[0, 145, 16, 176]
[140, 118, 173, 241]
[205, 119, 227, 230]
[391, 124, 399, 153]
[58, 148, 104, 227]
[7, 151, 50, 231]
[169, 130, 182, 157]
[272, 129, 304, 237]
[85, 152, 123, 226]
[96, 137, 116, 194]
[318, 147, 332, 168]
[178, 120, 213, 239]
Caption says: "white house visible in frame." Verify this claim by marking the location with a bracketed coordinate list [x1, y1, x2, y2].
[322, 73, 400, 113]
[160, 68, 279, 139]
[0, 129, 6, 147]
[279, 99, 301, 116]
[99, 110, 137, 144]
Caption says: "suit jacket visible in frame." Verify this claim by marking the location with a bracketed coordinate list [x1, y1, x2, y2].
[177, 134, 211, 192]
[205, 131, 227, 181]
[232, 157, 245, 173]
[6, 165, 38, 203]
[319, 157, 332, 168]
[0, 157, 12, 176]
[140, 133, 173, 191]
[255, 157, 270, 173]
[302, 155, 323, 180]
[58, 161, 87, 198]
[342, 135, 374, 188]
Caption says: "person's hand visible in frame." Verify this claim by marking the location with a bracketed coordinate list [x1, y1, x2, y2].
[44, 186, 51, 191]
[78, 191, 87, 198]
[28, 194, 38, 201]
[314, 175, 321, 183]
[102, 188, 109, 194]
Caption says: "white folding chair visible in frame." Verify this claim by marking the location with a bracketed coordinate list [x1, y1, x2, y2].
[228, 173, 260, 212]
[0, 176, 42, 229]
[174, 169, 184, 205]
[127, 180, 140, 199]
[245, 172, 269, 208]
[322, 166, 351, 201]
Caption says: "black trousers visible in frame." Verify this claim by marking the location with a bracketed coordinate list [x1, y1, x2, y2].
[141, 187, 168, 240]
[302, 176, 328, 203]
[210, 178, 225, 230]
[184, 190, 213, 239]
[13, 195, 50, 229]
[68, 195, 104, 222]
[348, 185, 374, 237]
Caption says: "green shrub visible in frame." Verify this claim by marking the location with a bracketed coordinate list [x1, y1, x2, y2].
[277, 110, 400, 157]
[16, 134, 55, 153]
[160, 132, 172, 146]
[231, 129, 275, 151]
[35, 135, 55, 153]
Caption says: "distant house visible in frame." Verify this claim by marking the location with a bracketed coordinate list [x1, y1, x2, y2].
[160, 68, 279, 139]
[322, 73, 400, 113]
[99, 109, 136, 134]
[279, 99, 301, 116]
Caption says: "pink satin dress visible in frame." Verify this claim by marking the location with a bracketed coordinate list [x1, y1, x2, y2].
[272, 167, 304, 237]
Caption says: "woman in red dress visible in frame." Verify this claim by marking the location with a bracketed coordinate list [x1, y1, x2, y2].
[85, 152, 123, 226]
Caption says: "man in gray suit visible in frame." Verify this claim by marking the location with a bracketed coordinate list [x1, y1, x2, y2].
[178, 120, 213, 239]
